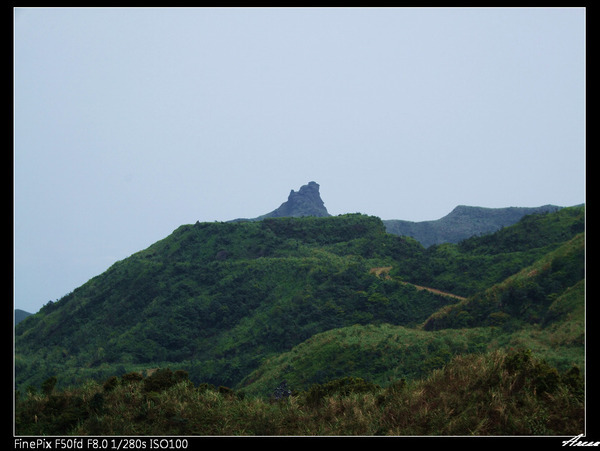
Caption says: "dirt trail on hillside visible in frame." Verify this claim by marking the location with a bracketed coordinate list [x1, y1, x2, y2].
[369, 267, 467, 301]
[407, 283, 467, 301]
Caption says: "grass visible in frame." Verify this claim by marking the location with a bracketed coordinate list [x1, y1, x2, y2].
[15, 349, 584, 436]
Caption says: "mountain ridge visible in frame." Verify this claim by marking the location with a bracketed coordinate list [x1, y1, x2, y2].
[14, 309, 32, 325]
[231, 180, 569, 247]
[383, 204, 563, 247]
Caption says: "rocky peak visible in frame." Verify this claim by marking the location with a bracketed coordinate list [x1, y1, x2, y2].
[262, 181, 330, 219]
[229, 181, 331, 222]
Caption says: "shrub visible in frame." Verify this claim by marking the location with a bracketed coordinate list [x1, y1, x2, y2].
[103, 376, 119, 392]
[218, 386, 234, 397]
[197, 382, 216, 393]
[303, 377, 380, 407]
[503, 348, 561, 396]
[143, 368, 178, 393]
[42, 394, 88, 435]
[561, 366, 584, 402]
[41, 376, 57, 396]
[89, 392, 105, 413]
[174, 369, 189, 382]
[121, 371, 144, 384]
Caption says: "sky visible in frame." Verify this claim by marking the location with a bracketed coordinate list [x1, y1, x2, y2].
[14, 7, 585, 313]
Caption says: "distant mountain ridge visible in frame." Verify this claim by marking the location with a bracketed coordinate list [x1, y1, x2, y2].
[15, 309, 32, 325]
[383, 204, 563, 247]
[232, 181, 566, 247]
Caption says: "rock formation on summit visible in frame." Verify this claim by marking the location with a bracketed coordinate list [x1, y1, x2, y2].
[260, 181, 330, 219]
[231, 181, 331, 222]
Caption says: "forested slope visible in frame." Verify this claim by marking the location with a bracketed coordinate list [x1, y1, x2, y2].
[15, 206, 584, 401]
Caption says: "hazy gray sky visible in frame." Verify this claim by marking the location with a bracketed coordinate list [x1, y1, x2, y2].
[14, 7, 585, 313]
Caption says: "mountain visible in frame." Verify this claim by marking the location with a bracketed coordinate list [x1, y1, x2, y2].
[14, 203, 584, 397]
[232, 181, 330, 222]
[15, 309, 32, 325]
[14, 198, 584, 435]
[383, 204, 562, 247]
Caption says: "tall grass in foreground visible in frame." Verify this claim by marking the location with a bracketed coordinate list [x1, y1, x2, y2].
[15, 349, 583, 436]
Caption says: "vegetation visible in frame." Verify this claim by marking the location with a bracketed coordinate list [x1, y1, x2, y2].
[238, 324, 494, 397]
[423, 232, 585, 331]
[14, 205, 585, 435]
[15, 349, 583, 435]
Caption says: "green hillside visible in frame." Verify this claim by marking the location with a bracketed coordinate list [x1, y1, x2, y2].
[15, 214, 443, 390]
[14, 205, 585, 435]
[410, 204, 585, 298]
[240, 234, 584, 397]
[423, 232, 585, 331]
[239, 324, 493, 397]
